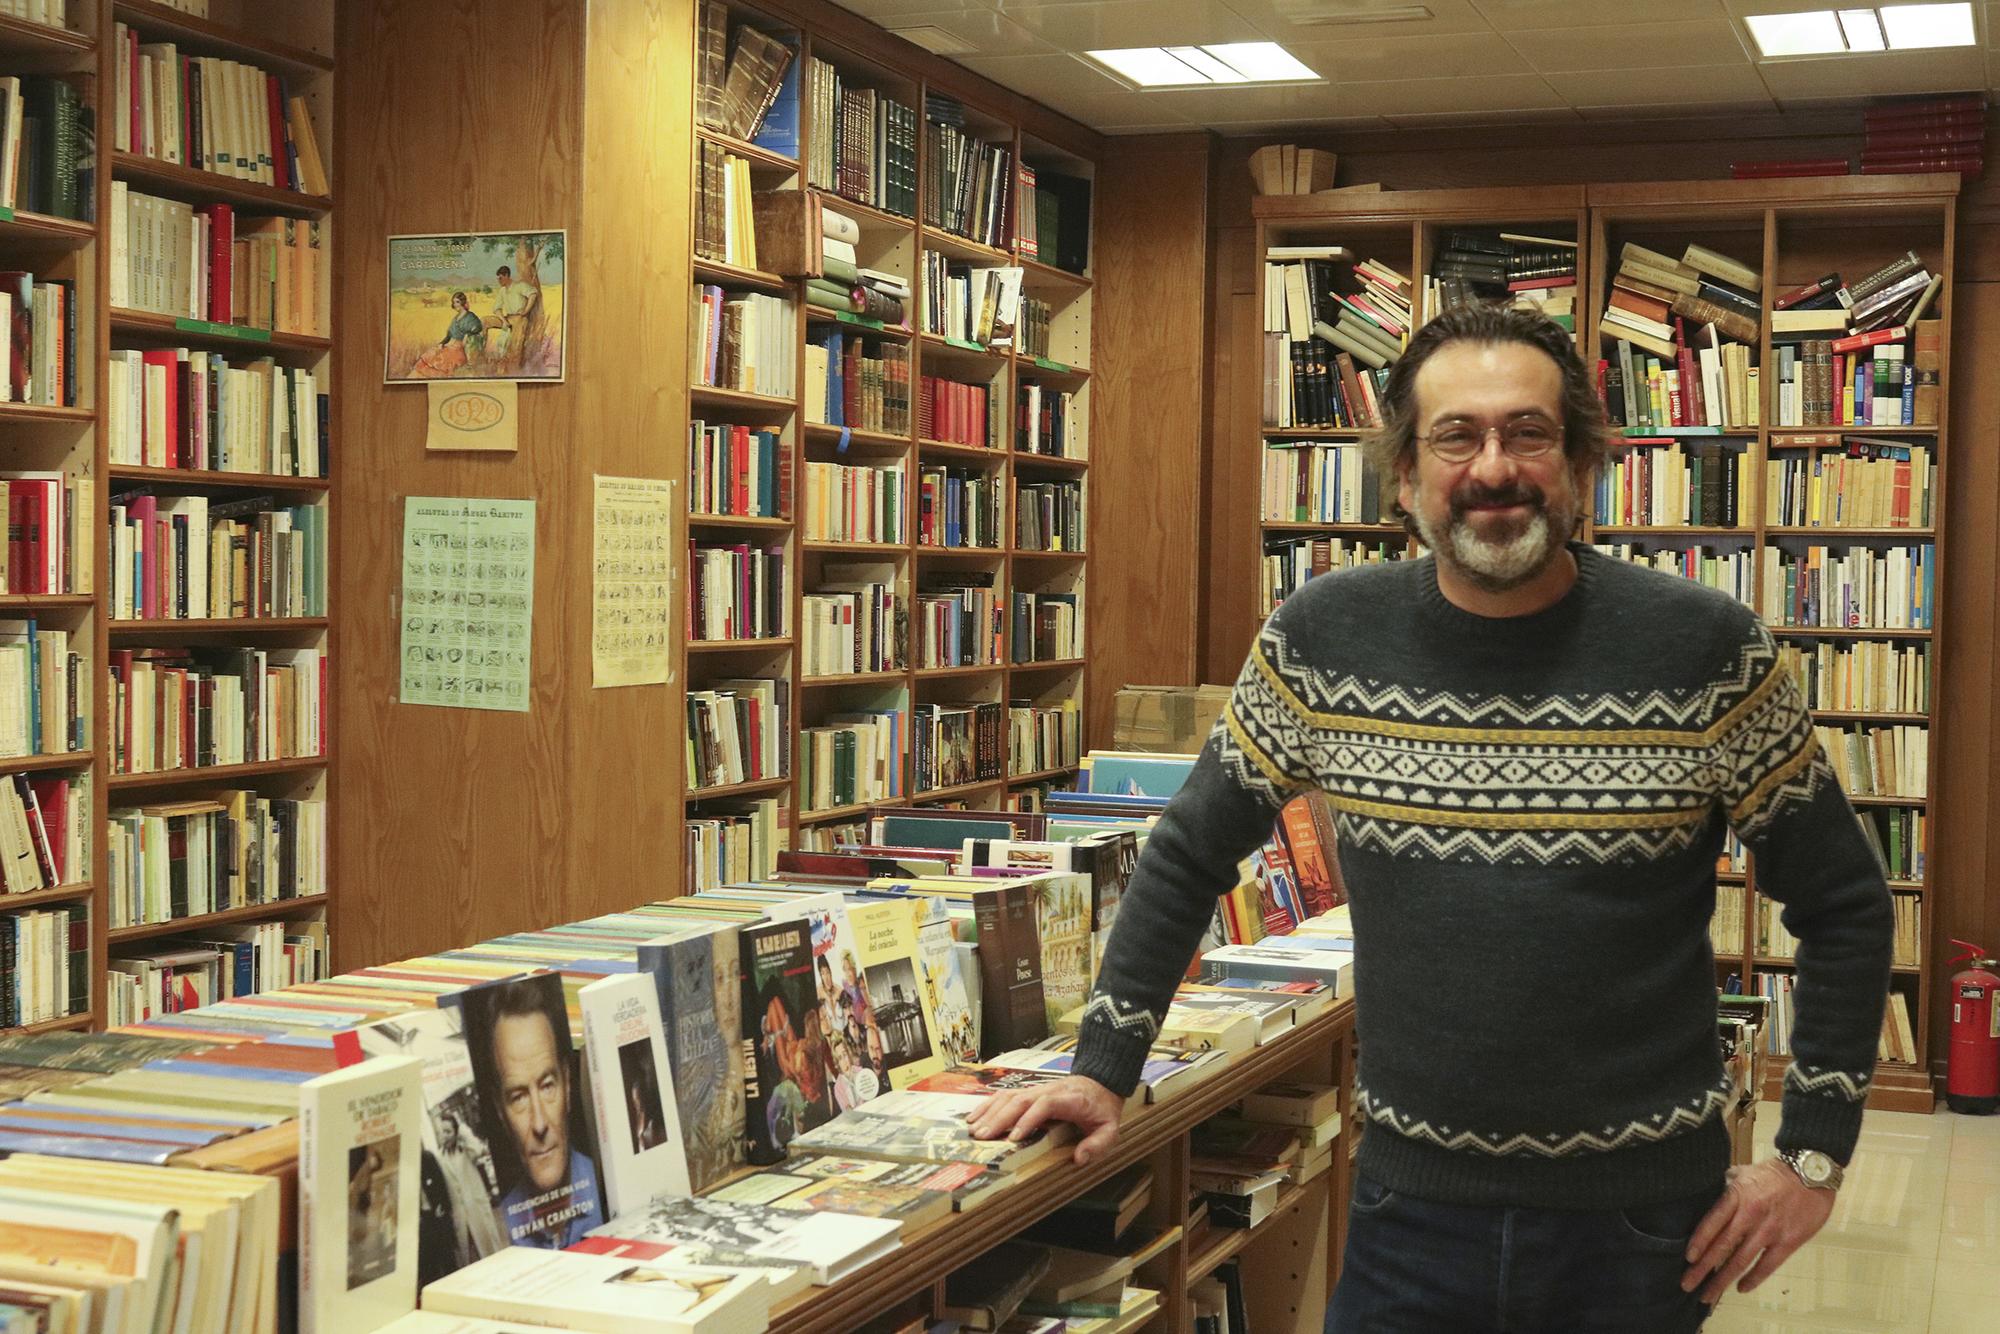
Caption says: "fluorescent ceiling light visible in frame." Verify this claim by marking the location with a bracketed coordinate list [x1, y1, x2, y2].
[1745, 4, 1975, 57]
[1084, 42, 1321, 88]
[1745, 10, 1846, 56]
[1838, 9, 1886, 49]
[1879, 2, 1976, 49]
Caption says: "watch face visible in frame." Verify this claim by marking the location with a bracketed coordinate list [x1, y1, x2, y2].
[1797, 1151, 1834, 1184]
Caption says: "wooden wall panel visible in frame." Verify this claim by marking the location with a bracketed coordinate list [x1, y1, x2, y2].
[1088, 133, 1214, 742]
[333, 0, 690, 969]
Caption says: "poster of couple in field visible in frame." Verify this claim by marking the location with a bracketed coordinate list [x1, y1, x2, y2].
[387, 230, 567, 383]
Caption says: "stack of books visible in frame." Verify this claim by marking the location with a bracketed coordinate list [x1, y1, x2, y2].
[801, 568, 905, 676]
[107, 348, 328, 476]
[1248, 143, 1336, 195]
[107, 788, 327, 928]
[686, 800, 783, 892]
[110, 190, 331, 336]
[0, 272, 77, 406]
[693, 3, 795, 147]
[1262, 247, 1408, 430]
[693, 139, 759, 268]
[801, 458, 905, 543]
[1861, 93, 1983, 179]
[916, 465, 1003, 547]
[806, 208, 909, 326]
[112, 27, 328, 193]
[806, 328, 910, 434]
[1770, 252, 1941, 427]
[920, 373, 997, 449]
[685, 677, 789, 788]
[1424, 230, 1576, 328]
[688, 420, 784, 518]
[1599, 240, 1761, 431]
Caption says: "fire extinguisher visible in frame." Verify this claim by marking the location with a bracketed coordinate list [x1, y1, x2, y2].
[1947, 939, 2000, 1114]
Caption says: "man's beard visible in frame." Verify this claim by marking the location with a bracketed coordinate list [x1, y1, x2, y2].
[1413, 478, 1574, 594]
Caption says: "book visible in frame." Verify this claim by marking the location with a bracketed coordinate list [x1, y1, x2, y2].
[1236, 1080, 1341, 1127]
[945, 1240, 1051, 1331]
[705, 1159, 956, 1231]
[737, 916, 833, 1164]
[776, 1151, 1010, 1214]
[1020, 1164, 1152, 1251]
[581, 1193, 900, 1288]
[579, 973, 690, 1218]
[842, 897, 948, 1090]
[971, 879, 1047, 1055]
[790, 1087, 1072, 1173]
[298, 1054, 423, 1334]
[418, 1246, 769, 1333]
[443, 973, 607, 1250]
[636, 925, 746, 1195]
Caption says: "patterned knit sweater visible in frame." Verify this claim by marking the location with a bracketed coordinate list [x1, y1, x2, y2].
[1073, 545, 1893, 1209]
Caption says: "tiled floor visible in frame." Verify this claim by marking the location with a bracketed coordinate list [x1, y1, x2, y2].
[1702, 1105, 2000, 1333]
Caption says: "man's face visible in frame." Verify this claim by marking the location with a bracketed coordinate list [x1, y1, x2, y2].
[493, 1011, 569, 1193]
[498, 273, 511, 287]
[1398, 341, 1581, 594]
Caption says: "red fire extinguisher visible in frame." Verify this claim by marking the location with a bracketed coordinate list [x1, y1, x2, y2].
[1947, 939, 2000, 1114]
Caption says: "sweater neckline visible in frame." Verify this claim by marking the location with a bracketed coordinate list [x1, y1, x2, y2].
[1417, 540, 1598, 637]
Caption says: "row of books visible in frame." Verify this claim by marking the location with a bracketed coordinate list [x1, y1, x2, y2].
[1778, 640, 1928, 715]
[1814, 723, 1928, 800]
[917, 463, 1003, 549]
[1425, 229, 1577, 324]
[1710, 890, 1745, 955]
[1596, 440, 1741, 528]
[1591, 544, 1754, 606]
[1766, 441, 1933, 529]
[1010, 698, 1080, 777]
[919, 373, 998, 449]
[107, 348, 328, 476]
[106, 644, 324, 775]
[0, 900, 83, 1026]
[1013, 591, 1081, 663]
[0, 271, 75, 406]
[694, 140, 759, 270]
[1260, 441, 1388, 526]
[1859, 806, 1924, 882]
[807, 330, 910, 435]
[1763, 543, 1933, 631]
[0, 772, 83, 896]
[801, 573, 903, 677]
[1018, 382, 1082, 459]
[105, 787, 325, 929]
[1, 471, 87, 594]
[693, 285, 792, 394]
[688, 540, 787, 642]
[1860, 93, 1983, 178]
[806, 56, 917, 219]
[1016, 478, 1085, 552]
[0, 74, 89, 220]
[693, 4, 794, 146]
[1771, 321, 1941, 428]
[914, 699, 1005, 793]
[687, 677, 789, 792]
[685, 798, 783, 893]
[109, 187, 330, 337]
[916, 578, 1003, 668]
[1020, 294, 1056, 360]
[107, 917, 327, 1024]
[920, 257, 1022, 347]
[1261, 535, 1399, 614]
[1747, 971, 1918, 1063]
[1261, 251, 1405, 430]
[802, 708, 904, 809]
[0, 1, 69, 31]
[924, 98, 1011, 249]
[1746, 890, 1921, 968]
[801, 459, 905, 544]
[0, 620, 81, 757]
[114, 25, 329, 193]
[1602, 335, 1758, 431]
[107, 493, 326, 621]
[689, 421, 785, 518]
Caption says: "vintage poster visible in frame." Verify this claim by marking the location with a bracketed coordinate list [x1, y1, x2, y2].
[591, 475, 676, 688]
[400, 497, 536, 712]
[387, 231, 567, 383]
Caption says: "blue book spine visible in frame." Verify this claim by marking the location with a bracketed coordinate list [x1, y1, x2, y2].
[750, 34, 801, 159]
[141, 1059, 317, 1084]
[0, 1113, 221, 1145]
[1902, 364, 1915, 425]
[0, 1129, 181, 1163]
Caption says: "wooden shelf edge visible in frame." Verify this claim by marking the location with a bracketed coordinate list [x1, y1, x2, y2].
[111, 617, 329, 633]
[112, 152, 331, 214]
[108, 755, 328, 788]
[108, 465, 330, 491]
[0, 751, 93, 775]
[108, 894, 330, 945]
[684, 776, 791, 801]
[0, 881, 94, 910]
[1186, 1180, 1319, 1283]
[0, 14, 92, 56]
[114, 0, 332, 74]
[109, 307, 331, 353]
[4, 1011, 92, 1036]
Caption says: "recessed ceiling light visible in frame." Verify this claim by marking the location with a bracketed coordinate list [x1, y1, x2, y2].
[1879, 2, 1976, 49]
[1745, 4, 1975, 57]
[1083, 42, 1321, 89]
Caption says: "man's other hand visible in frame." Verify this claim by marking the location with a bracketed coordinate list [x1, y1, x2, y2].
[1682, 1158, 1839, 1304]
[965, 1074, 1125, 1166]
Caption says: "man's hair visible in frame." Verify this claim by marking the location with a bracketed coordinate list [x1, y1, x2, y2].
[496, 265, 512, 278]
[1362, 304, 1610, 535]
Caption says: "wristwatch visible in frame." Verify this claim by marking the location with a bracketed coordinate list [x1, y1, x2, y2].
[1779, 1148, 1844, 1191]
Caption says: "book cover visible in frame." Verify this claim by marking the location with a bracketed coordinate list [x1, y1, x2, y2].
[738, 916, 834, 1164]
[844, 898, 946, 1090]
[578, 973, 690, 1218]
[298, 1054, 422, 1334]
[971, 881, 1046, 1055]
[418, 1246, 769, 1334]
[635, 924, 746, 1195]
[913, 908, 978, 1066]
[443, 973, 606, 1251]
[790, 1089, 1066, 1173]
[582, 1193, 900, 1287]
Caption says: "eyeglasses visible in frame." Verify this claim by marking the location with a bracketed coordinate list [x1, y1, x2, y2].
[1416, 418, 1564, 463]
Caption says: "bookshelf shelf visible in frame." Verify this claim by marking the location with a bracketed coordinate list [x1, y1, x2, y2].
[1007, 765, 1078, 786]
[1593, 525, 1751, 537]
[1011, 547, 1087, 560]
[0, 14, 92, 58]
[1017, 256, 1091, 291]
[0, 209, 93, 246]
[107, 307, 333, 354]
[688, 512, 791, 531]
[0, 401, 91, 425]
[1012, 657, 1087, 672]
[919, 333, 1009, 369]
[108, 755, 329, 790]
[1765, 526, 1935, 538]
[1750, 956, 1922, 976]
[684, 775, 791, 802]
[795, 801, 875, 825]
[1811, 710, 1930, 723]
[0, 593, 93, 611]
[108, 464, 331, 493]
[1262, 427, 1368, 440]
[917, 439, 1004, 463]
[1766, 626, 1932, 640]
[1846, 794, 1928, 806]
[693, 256, 789, 292]
[822, 196, 916, 234]
[0, 882, 94, 911]
[694, 127, 799, 176]
[110, 617, 331, 635]
[805, 309, 913, 340]
[919, 226, 1011, 266]
[1187, 1183, 1315, 1284]
[108, 894, 332, 946]
[911, 777, 1001, 803]
[1011, 451, 1088, 473]
[692, 384, 796, 413]
[913, 664, 1003, 679]
[114, 0, 332, 75]
[800, 670, 905, 687]
[800, 540, 907, 554]
[804, 422, 911, 450]
[1017, 357, 1089, 381]
[1888, 879, 1926, 891]
[1262, 520, 1402, 535]
[915, 543, 1004, 559]
[1768, 426, 1939, 438]
[112, 151, 332, 215]
[0, 751, 92, 776]
[688, 636, 794, 653]
[13, 1012, 92, 1036]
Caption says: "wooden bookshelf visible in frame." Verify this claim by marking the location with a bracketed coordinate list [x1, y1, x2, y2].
[679, 0, 1096, 880]
[1247, 176, 1958, 1112]
[107, 893, 331, 945]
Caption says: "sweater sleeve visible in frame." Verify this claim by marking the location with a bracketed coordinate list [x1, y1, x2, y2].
[1071, 613, 1320, 1096]
[1712, 619, 1893, 1166]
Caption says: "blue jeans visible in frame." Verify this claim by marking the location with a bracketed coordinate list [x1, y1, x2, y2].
[1326, 1172, 1722, 1333]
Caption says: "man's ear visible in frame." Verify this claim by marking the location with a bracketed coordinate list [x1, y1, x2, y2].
[1394, 454, 1416, 520]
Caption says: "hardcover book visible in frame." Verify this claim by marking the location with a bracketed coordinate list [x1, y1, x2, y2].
[636, 924, 746, 1194]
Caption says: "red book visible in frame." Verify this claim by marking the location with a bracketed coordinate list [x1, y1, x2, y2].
[197, 204, 234, 325]
[1673, 317, 1702, 428]
[19, 483, 44, 595]
[264, 75, 289, 190]
[127, 28, 141, 157]
[24, 777, 64, 883]
[0, 271, 32, 401]
[1830, 326, 1907, 355]
[1865, 124, 1985, 149]
[1508, 275, 1575, 291]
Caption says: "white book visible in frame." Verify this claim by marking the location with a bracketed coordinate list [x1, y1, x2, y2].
[298, 1054, 422, 1334]
[419, 1247, 769, 1334]
[579, 972, 691, 1217]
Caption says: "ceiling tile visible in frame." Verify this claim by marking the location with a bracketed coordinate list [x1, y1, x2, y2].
[991, 0, 1264, 49]
[831, 0, 996, 21]
[1475, 0, 1727, 28]
[1571, 100, 1771, 122]
[1227, 0, 1501, 40]
[1326, 72, 1568, 116]
[1202, 115, 1397, 131]
[950, 50, 1204, 126]
[1117, 79, 1353, 125]
[1284, 29, 1533, 81]
[1557, 62, 1774, 109]
[1759, 47, 1987, 100]
[1513, 19, 1753, 71]
[868, 6, 1060, 57]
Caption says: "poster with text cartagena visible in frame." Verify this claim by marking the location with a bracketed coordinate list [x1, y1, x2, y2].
[387, 230, 567, 383]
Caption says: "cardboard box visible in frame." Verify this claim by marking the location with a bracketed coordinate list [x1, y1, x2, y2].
[1113, 685, 1231, 753]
